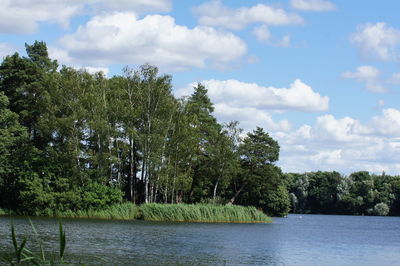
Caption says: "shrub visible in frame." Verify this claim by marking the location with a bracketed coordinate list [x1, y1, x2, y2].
[372, 202, 389, 216]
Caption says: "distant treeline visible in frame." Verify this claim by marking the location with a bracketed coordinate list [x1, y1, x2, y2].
[0, 41, 290, 217]
[285, 171, 400, 216]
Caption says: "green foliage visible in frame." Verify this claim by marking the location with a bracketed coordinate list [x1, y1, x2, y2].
[371, 202, 389, 216]
[286, 171, 400, 216]
[307, 171, 342, 214]
[239, 127, 279, 167]
[230, 128, 289, 217]
[139, 203, 271, 223]
[80, 182, 123, 210]
[14, 171, 123, 215]
[263, 185, 290, 217]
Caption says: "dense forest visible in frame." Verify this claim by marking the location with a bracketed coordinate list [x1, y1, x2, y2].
[285, 171, 400, 216]
[1, 41, 400, 217]
[0, 41, 289, 217]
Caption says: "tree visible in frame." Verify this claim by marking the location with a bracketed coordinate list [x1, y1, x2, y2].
[0, 41, 57, 148]
[230, 127, 279, 204]
[0, 92, 27, 208]
[306, 171, 342, 214]
[185, 83, 221, 202]
[231, 127, 289, 216]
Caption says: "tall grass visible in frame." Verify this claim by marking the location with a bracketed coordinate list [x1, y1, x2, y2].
[2, 203, 270, 223]
[139, 203, 272, 223]
[53, 203, 139, 220]
[1, 221, 68, 265]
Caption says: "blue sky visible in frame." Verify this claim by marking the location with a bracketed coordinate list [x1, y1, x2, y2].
[1, 0, 400, 174]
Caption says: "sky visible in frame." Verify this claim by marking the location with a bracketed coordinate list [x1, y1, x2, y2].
[0, 0, 400, 175]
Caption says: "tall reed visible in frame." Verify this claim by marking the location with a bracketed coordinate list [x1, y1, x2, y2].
[0, 220, 68, 265]
[139, 203, 271, 223]
[53, 202, 139, 220]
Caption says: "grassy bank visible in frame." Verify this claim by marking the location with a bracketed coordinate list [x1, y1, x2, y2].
[139, 203, 271, 223]
[52, 203, 140, 220]
[1, 203, 271, 223]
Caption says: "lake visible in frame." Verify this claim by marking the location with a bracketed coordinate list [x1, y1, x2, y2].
[1, 214, 399, 265]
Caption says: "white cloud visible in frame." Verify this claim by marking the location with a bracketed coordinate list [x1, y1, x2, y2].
[388, 73, 400, 84]
[370, 108, 400, 136]
[290, 0, 336, 12]
[350, 22, 400, 62]
[214, 103, 292, 132]
[52, 12, 246, 70]
[0, 0, 82, 34]
[314, 115, 370, 142]
[278, 35, 291, 48]
[0, 0, 172, 34]
[83, 66, 109, 76]
[252, 25, 272, 42]
[311, 150, 344, 165]
[92, 0, 171, 13]
[252, 25, 291, 47]
[0, 43, 18, 58]
[176, 79, 328, 133]
[193, 0, 303, 30]
[275, 109, 400, 174]
[177, 79, 329, 112]
[48, 46, 109, 76]
[343, 65, 386, 93]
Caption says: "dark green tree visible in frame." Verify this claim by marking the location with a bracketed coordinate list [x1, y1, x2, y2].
[232, 127, 289, 216]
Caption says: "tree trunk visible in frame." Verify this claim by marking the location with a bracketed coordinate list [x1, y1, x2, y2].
[229, 183, 246, 204]
[128, 137, 134, 202]
[213, 177, 220, 203]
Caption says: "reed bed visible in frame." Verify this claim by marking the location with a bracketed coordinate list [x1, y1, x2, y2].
[139, 203, 272, 223]
[53, 203, 139, 220]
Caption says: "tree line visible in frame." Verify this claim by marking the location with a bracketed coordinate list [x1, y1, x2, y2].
[285, 171, 400, 216]
[0, 41, 290, 217]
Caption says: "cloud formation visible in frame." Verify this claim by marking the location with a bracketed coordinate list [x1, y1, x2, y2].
[0, 0, 172, 34]
[176, 79, 328, 133]
[178, 79, 329, 112]
[343, 65, 386, 93]
[252, 25, 291, 47]
[51, 12, 247, 70]
[275, 109, 400, 174]
[0, 43, 17, 58]
[290, 0, 336, 12]
[193, 0, 303, 30]
[388, 73, 400, 85]
[350, 22, 400, 62]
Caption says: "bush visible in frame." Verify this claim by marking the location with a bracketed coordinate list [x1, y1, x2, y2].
[372, 202, 389, 216]
[263, 185, 290, 217]
[79, 182, 123, 210]
[15, 172, 123, 215]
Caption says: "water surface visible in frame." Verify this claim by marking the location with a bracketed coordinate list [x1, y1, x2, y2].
[1, 214, 399, 265]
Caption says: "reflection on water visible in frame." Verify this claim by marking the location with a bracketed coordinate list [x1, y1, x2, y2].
[1, 214, 400, 265]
